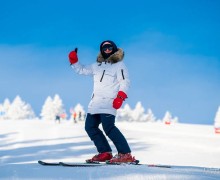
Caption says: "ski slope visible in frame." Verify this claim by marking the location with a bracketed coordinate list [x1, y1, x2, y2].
[1, 120, 220, 180]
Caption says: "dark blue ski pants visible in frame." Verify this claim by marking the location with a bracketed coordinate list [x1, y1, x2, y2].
[85, 113, 131, 154]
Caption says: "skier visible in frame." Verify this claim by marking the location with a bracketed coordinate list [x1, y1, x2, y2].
[68, 40, 136, 164]
[73, 112, 77, 123]
[55, 115, 61, 124]
[78, 111, 82, 121]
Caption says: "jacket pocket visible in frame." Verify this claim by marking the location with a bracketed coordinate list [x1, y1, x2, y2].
[101, 70, 115, 83]
[100, 70, 105, 82]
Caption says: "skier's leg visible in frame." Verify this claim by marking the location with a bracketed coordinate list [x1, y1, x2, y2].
[85, 113, 112, 153]
[100, 114, 131, 154]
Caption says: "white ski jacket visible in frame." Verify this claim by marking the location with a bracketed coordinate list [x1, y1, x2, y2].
[71, 48, 130, 115]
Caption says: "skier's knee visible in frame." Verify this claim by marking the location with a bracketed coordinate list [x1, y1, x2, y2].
[85, 125, 99, 136]
[103, 125, 115, 136]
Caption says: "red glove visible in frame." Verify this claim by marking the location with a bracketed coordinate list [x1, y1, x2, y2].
[113, 91, 128, 109]
[69, 48, 78, 64]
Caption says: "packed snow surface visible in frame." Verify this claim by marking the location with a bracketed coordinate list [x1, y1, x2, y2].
[1, 120, 220, 180]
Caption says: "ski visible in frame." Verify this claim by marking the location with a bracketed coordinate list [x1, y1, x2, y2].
[38, 160, 60, 166]
[60, 160, 140, 167]
[59, 162, 106, 167]
[38, 160, 106, 167]
[146, 164, 171, 168]
[38, 160, 171, 168]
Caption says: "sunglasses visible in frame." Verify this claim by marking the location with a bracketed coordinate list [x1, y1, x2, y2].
[102, 46, 113, 51]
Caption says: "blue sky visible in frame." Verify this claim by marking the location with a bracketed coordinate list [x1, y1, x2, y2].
[0, 0, 220, 124]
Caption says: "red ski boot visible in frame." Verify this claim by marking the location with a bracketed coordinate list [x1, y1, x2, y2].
[86, 152, 113, 163]
[106, 153, 137, 164]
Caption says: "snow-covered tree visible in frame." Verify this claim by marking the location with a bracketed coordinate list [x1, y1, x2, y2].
[162, 111, 172, 124]
[214, 106, 220, 128]
[145, 109, 156, 122]
[132, 102, 148, 122]
[7, 96, 35, 120]
[40, 96, 55, 120]
[116, 101, 179, 123]
[40, 94, 66, 121]
[117, 102, 157, 122]
[172, 116, 179, 123]
[53, 94, 65, 116]
[0, 104, 3, 120]
[162, 111, 179, 124]
[0, 98, 11, 120]
[116, 103, 133, 122]
[3, 98, 11, 113]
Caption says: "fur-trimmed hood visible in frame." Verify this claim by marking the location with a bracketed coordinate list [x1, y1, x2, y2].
[97, 48, 124, 64]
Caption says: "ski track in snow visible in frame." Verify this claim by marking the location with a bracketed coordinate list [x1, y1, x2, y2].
[1, 120, 220, 180]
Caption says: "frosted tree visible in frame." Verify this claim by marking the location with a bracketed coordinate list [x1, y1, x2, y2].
[53, 94, 65, 116]
[0, 99, 11, 120]
[7, 96, 35, 120]
[172, 116, 179, 123]
[116, 103, 133, 122]
[214, 106, 220, 128]
[132, 102, 148, 122]
[162, 111, 172, 124]
[0, 104, 3, 120]
[40, 94, 66, 121]
[40, 96, 55, 120]
[3, 98, 11, 112]
[145, 109, 156, 122]
[162, 111, 179, 124]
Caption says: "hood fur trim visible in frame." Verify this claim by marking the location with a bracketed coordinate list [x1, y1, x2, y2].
[97, 48, 124, 64]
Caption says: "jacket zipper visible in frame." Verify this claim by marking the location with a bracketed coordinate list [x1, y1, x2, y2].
[100, 70, 105, 82]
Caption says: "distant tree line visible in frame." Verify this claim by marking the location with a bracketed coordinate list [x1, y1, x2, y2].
[0, 95, 180, 123]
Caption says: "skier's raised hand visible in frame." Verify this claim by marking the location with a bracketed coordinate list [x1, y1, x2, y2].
[69, 48, 78, 65]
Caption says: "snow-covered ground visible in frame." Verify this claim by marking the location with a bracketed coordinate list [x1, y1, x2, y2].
[1, 119, 220, 180]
